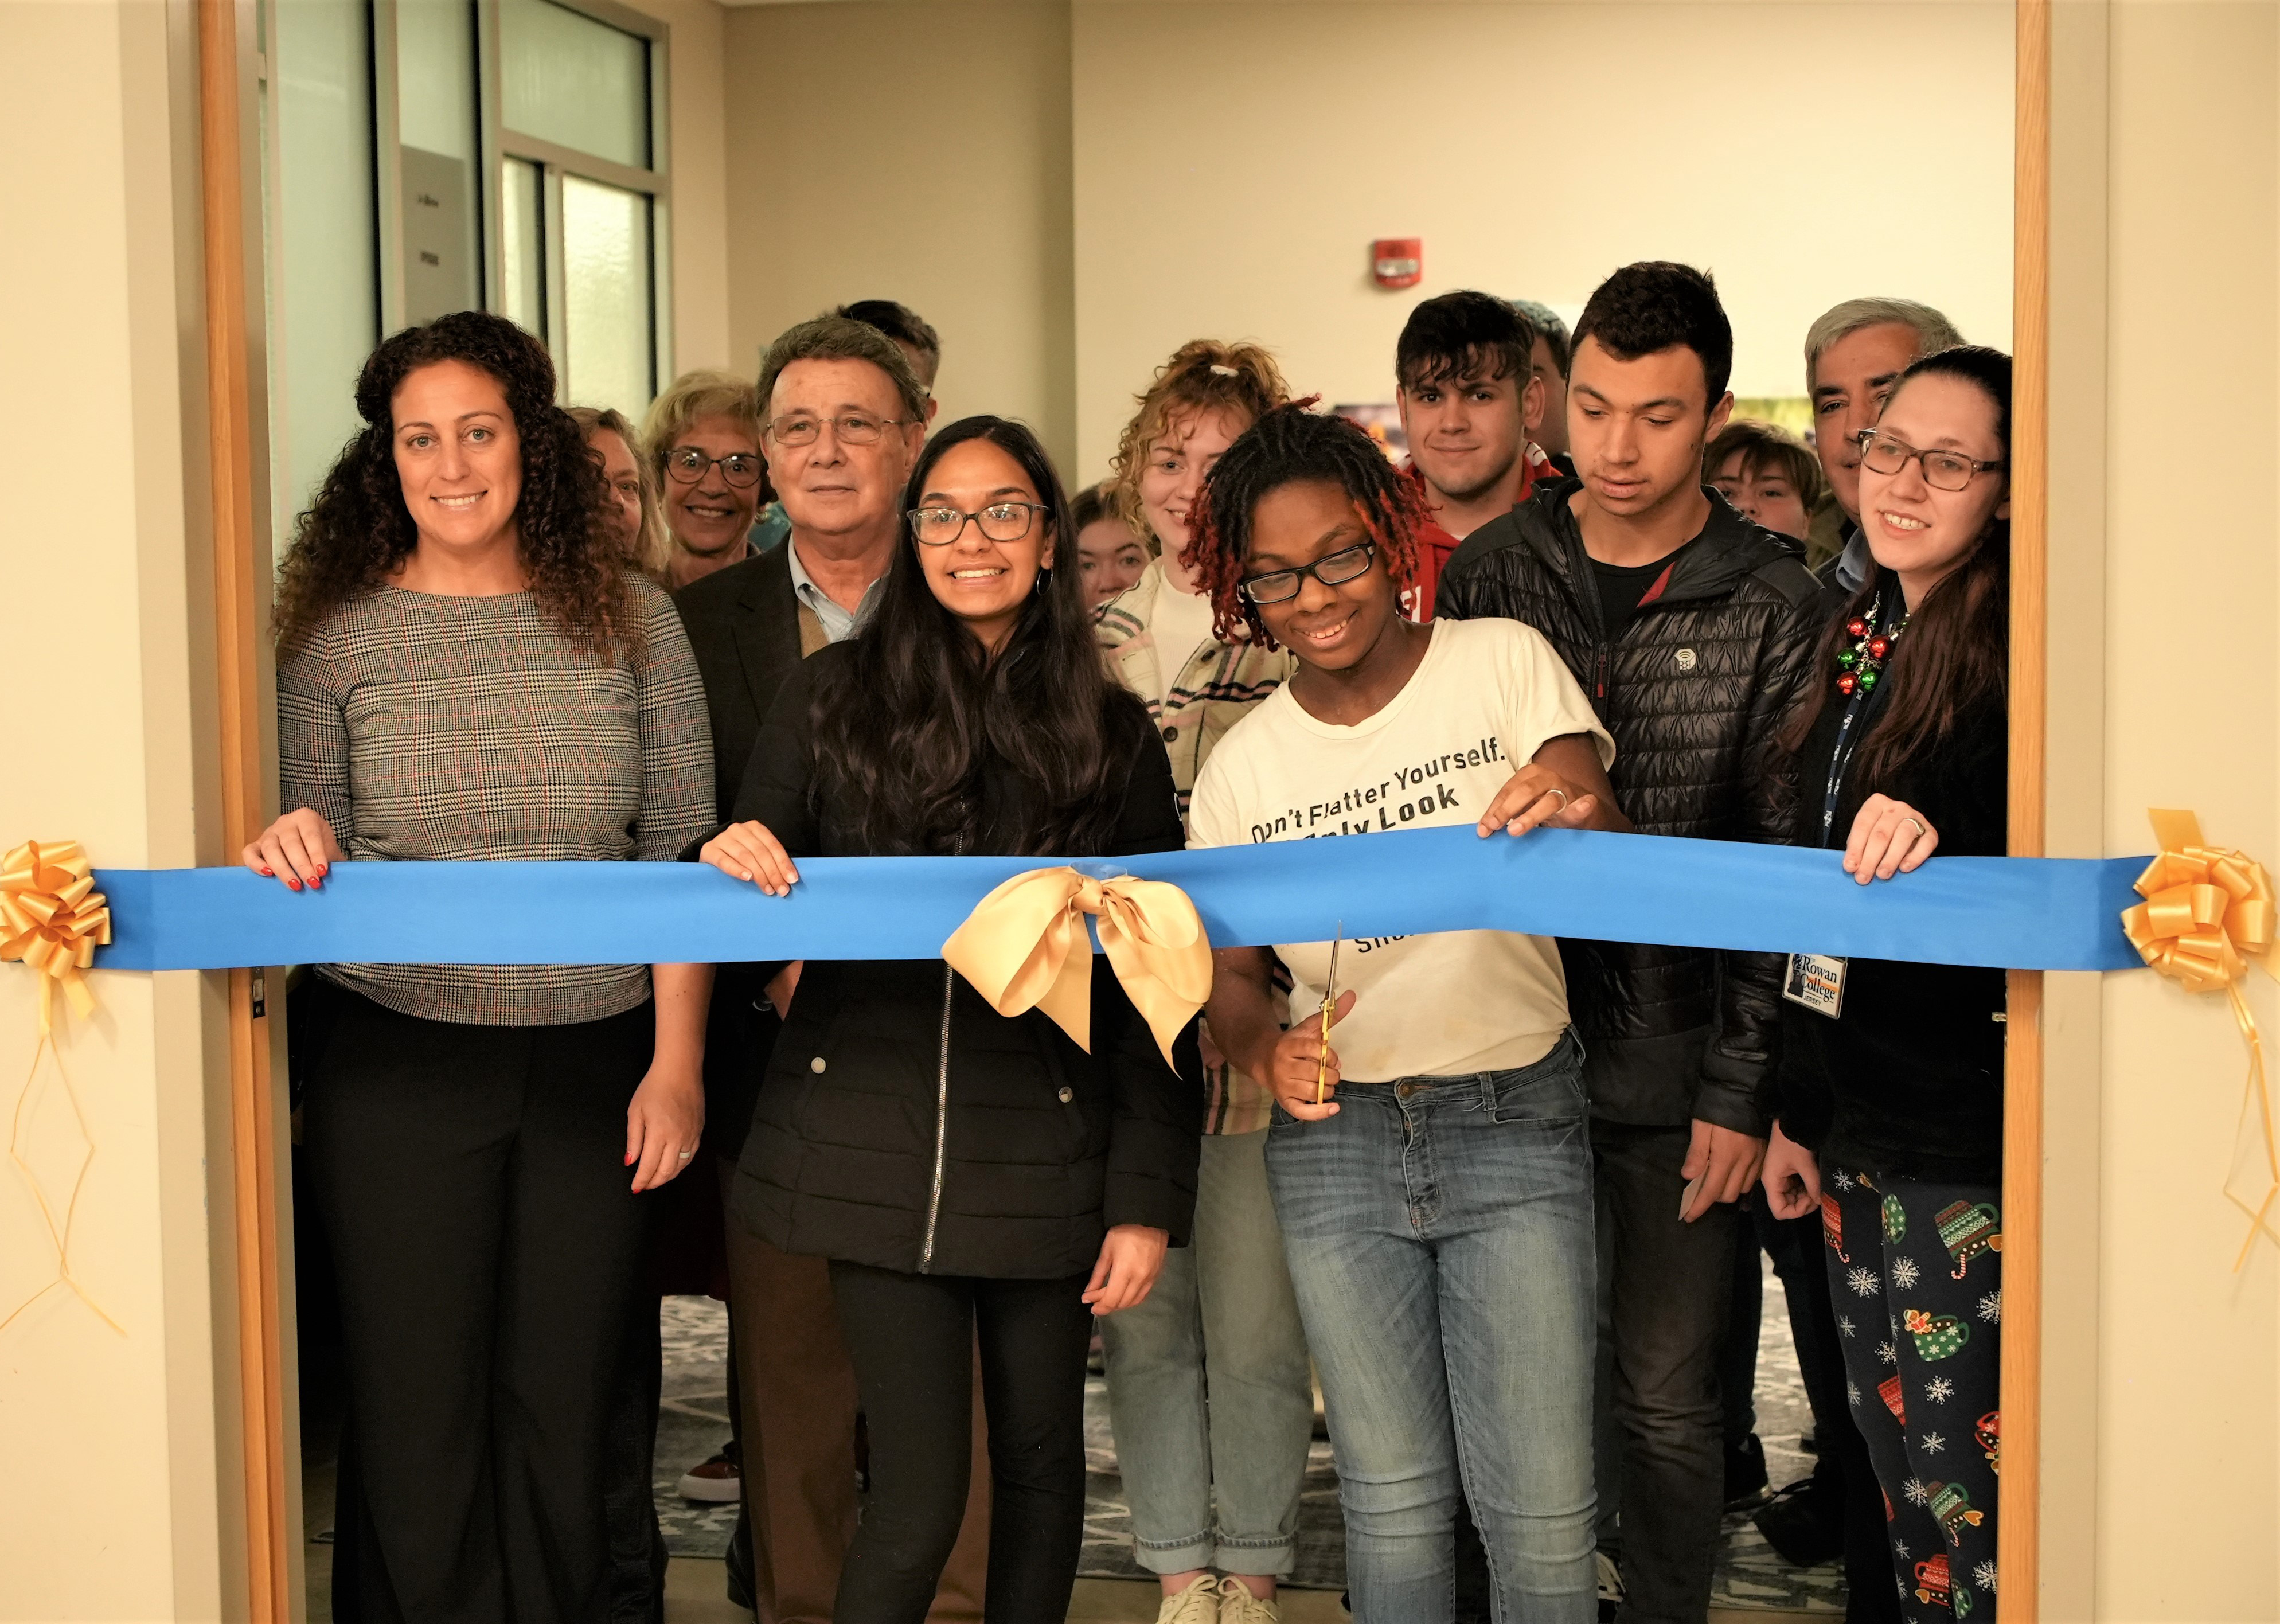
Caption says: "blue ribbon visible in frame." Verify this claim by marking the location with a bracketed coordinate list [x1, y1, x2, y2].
[93, 827, 2145, 973]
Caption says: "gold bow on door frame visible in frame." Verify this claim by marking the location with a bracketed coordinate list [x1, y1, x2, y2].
[2121, 809, 2276, 1268]
[943, 867, 1212, 1069]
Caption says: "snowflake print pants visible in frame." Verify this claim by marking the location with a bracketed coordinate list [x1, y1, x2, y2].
[1820, 1165, 2002, 1621]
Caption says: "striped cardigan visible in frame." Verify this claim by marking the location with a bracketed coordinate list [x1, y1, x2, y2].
[1096, 560, 1293, 1132]
[1095, 560, 1293, 817]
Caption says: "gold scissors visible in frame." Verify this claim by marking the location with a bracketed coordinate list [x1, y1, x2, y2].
[1314, 922, 1344, 1105]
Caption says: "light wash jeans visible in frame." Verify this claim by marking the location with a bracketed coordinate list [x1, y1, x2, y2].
[1266, 1032, 1597, 1624]
[1100, 1128, 1314, 1576]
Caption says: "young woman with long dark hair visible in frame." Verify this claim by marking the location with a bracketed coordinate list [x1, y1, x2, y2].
[1759, 346, 2013, 1616]
[245, 311, 716, 1621]
[698, 416, 1201, 1624]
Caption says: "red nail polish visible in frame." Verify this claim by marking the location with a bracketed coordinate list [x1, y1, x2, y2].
[287, 878, 301, 891]
[625, 1152, 636, 1166]
[259, 866, 273, 876]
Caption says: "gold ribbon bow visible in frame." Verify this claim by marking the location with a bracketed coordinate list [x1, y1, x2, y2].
[1, 840, 111, 1036]
[2, 840, 122, 1337]
[2121, 809, 2276, 1268]
[943, 868, 1212, 1069]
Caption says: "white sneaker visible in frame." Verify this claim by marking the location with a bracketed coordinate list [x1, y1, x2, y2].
[1216, 1576, 1282, 1624]
[1155, 1575, 1221, 1624]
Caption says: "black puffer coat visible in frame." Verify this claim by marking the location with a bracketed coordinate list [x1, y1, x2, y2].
[1437, 479, 1822, 1133]
[717, 643, 1202, 1280]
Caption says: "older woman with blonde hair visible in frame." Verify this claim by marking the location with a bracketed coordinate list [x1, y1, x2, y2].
[1095, 339, 1309, 1624]
[641, 369, 767, 589]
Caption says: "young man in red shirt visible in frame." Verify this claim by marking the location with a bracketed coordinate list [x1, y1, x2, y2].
[1393, 290, 1563, 619]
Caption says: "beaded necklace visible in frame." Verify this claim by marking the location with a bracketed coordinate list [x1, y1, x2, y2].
[1834, 596, 1908, 698]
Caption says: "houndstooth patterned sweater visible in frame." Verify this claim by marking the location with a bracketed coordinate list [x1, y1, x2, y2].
[277, 577, 714, 1026]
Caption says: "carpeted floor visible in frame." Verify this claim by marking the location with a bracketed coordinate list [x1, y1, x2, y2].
[656, 1294, 744, 1557]
[647, 1251, 1846, 1613]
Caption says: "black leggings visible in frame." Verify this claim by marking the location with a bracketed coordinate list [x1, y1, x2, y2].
[827, 1261, 1094, 1624]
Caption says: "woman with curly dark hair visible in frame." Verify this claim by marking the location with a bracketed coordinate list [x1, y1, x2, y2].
[245, 310, 717, 1622]
[1186, 404, 1624, 1622]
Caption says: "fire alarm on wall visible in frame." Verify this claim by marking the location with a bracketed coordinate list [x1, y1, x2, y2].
[1372, 237, 1423, 288]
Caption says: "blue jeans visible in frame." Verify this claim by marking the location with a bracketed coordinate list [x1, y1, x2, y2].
[1101, 1129, 1314, 1576]
[1265, 1032, 1597, 1624]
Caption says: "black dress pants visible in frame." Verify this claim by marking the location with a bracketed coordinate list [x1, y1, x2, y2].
[306, 989, 655, 1624]
[827, 1260, 1094, 1624]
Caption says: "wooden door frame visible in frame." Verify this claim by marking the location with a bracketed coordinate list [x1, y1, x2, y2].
[2002, 3, 2049, 1619]
[198, 3, 2059, 1618]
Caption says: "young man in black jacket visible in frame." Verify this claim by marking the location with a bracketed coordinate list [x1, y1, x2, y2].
[1438, 263, 1822, 1624]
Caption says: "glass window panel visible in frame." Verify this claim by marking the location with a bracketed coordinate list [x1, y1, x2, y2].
[266, 0, 380, 531]
[395, 0, 481, 321]
[501, 158, 544, 338]
[561, 174, 653, 418]
[499, 0, 650, 170]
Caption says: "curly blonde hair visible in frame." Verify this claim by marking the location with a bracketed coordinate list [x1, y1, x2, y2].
[1108, 340, 1291, 555]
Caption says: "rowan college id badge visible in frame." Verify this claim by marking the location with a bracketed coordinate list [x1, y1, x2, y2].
[1782, 952, 1847, 1018]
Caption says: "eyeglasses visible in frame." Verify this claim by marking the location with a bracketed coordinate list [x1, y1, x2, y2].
[1237, 540, 1377, 605]
[663, 447, 764, 487]
[764, 412, 912, 448]
[1855, 429, 2005, 493]
[908, 501, 1048, 546]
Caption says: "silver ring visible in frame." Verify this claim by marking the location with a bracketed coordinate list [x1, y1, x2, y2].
[677, 1150, 693, 1161]
[1549, 787, 1570, 810]
[1903, 817, 1925, 837]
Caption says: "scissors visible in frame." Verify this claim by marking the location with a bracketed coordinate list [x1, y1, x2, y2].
[1314, 922, 1344, 1106]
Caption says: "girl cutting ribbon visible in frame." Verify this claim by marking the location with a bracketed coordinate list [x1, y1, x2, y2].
[696, 416, 1201, 1624]
[1760, 346, 2015, 1614]
[1183, 404, 1624, 1623]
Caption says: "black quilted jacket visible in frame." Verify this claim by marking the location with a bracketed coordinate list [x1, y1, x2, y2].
[1437, 479, 1823, 1133]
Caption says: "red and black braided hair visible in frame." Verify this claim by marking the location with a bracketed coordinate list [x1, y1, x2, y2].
[1187, 401, 1430, 650]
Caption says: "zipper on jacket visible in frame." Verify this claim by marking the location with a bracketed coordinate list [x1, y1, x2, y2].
[917, 963, 954, 1273]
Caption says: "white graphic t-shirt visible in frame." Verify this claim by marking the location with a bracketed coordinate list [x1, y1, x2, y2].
[1188, 615, 1614, 1081]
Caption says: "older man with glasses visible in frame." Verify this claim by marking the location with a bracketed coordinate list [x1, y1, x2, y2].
[669, 317, 994, 1624]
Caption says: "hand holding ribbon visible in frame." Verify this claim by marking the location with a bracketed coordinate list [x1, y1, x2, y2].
[2120, 809, 2276, 1267]
[942, 866, 1212, 1069]
[2, 840, 112, 1036]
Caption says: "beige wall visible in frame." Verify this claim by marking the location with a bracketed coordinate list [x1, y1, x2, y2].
[721, 1, 1079, 469]
[719, 1, 2012, 490]
[1068, 0, 2016, 481]
[0, 1, 239, 1618]
[2059, 2, 2279, 1617]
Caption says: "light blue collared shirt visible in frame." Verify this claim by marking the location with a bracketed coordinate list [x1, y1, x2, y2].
[784, 536, 882, 643]
[1832, 524, 1873, 594]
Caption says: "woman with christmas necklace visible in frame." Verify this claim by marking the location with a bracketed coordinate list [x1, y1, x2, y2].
[1760, 345, 2014, 1616]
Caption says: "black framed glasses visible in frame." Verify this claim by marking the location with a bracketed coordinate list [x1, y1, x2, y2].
[1238, 540, 1376, 605]
[908, 501, 1048, 546]
[663, 447, 764, 487]
[764, 412, 912, 447]
[1855, 429, 2005, 493]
